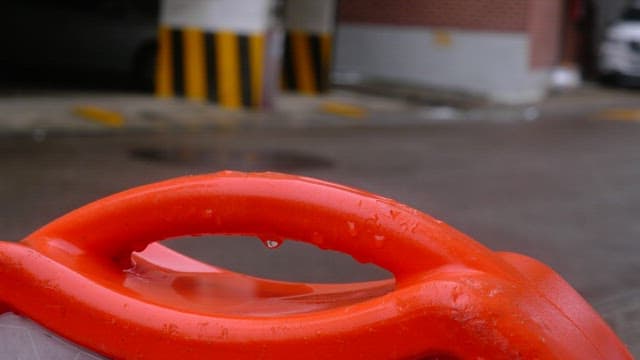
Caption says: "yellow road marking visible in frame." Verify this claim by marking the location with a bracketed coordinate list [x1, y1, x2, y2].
[73, 106, 125, 127]
[597, 108, 640, 122]
[321, 101, 367, 119]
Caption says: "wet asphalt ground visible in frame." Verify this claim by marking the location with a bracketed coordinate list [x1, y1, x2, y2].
[0, 115, 639, 355]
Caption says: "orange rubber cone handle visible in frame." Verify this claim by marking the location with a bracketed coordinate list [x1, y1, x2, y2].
[0, 171, 632, 359]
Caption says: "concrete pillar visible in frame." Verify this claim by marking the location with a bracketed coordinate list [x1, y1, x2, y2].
[282, 0, 336, 94]
[156, 0, 281, 109]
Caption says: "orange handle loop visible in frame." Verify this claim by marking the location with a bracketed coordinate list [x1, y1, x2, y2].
[24, 171, 509, 283]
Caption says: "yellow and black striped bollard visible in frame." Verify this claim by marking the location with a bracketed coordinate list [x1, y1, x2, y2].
[156, 27, 265, 109]
[282, 31, 332, 95]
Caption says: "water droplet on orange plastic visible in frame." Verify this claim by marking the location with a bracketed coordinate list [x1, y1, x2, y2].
[259, 236, 283, 249]
[347, 221, 357, 236]
[267, 240, 282, 249]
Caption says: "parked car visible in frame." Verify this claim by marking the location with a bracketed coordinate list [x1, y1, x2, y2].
[599, 4, 640, 84]
[0, 0, 159, 90]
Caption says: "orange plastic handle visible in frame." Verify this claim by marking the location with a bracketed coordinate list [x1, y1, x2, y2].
[0, 171, 632, 359]
[24, 171, 510, 282]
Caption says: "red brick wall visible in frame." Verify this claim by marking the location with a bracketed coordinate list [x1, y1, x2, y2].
[528, 0, 564, 69]
[338, 0, 528, 32]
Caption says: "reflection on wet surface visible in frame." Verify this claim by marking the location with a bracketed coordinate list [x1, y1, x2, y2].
[124, 243, 394, 317]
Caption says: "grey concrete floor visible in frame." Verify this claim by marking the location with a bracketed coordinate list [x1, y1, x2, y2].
[1, 118, 639, 355]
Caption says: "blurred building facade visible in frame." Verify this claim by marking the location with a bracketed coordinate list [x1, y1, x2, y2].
[333, 0, 566, 104]
[154, 0, 628, 106]
[1, 0, 633, 106]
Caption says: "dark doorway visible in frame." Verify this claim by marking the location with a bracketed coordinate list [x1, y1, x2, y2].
[560, 0, 597, 79]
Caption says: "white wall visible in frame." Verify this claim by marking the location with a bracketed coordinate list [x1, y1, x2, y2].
[160, 0, 276, 33]
[334, 24, 549, 104]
